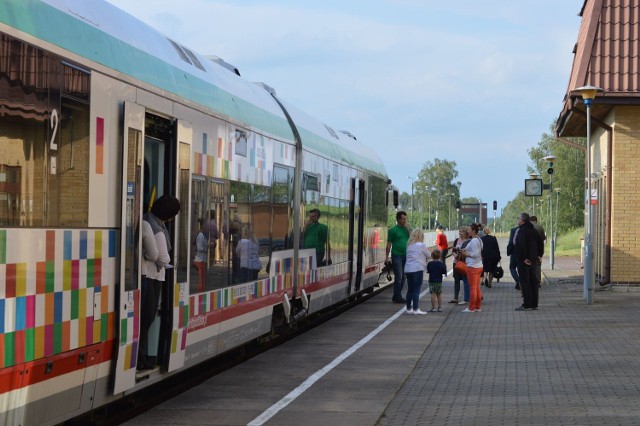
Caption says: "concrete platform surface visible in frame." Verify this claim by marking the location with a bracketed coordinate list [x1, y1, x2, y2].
[124, 257, 640, 426]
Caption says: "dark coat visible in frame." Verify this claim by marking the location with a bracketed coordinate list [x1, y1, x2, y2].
[507, 226, 517, 257]
[514, 221, 544, 265]
[507, 226, 518, 268]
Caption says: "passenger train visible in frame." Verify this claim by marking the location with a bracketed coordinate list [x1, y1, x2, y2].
[0, 0, 395, 424]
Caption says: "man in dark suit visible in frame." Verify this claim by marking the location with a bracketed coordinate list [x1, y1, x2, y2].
[514, 212, 544, 311]
[506, 221, 520, 290]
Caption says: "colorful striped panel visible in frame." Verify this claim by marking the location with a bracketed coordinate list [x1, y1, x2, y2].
[0, 229, 117, 369]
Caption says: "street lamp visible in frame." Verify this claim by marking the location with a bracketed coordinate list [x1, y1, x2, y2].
[427, 186, 435, 230]
[554, 188, 561, 254]
[529, 173, 540, 215]
[576, 85, 603, 304]
[447, 193, 453, 230]
[408, 176, 415, 228]
[543, 155, 557, 270]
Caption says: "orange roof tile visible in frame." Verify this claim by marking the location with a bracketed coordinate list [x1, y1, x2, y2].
[557, 0, 640, 136]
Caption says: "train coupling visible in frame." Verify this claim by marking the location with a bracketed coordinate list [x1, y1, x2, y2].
[282, 290, 309, 323]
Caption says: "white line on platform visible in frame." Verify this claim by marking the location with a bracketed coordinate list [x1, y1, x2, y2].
[248, 287, 431, 426]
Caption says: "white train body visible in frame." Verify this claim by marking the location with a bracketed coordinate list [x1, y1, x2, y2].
[0, 1, 391, 425]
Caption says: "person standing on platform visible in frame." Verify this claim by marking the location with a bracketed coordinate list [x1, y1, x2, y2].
[404, 229, 431, 315]
[450, 227, 471, 305]
[386, 211, 410, 303]
[530, 215, 546, 288]
[461, 223, 483, 313]
[434, 225, 450, 272]
[507, 219, 521, 290]
[427, 249, 447, 312]
[514, 213, 544, 311]
[481, 226, 501, 288]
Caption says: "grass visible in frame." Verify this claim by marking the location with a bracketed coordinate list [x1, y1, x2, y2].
[554, 227, 584, 257]
[496, 228, 583, 257]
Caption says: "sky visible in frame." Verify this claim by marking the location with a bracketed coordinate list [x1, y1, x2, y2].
[105, 0, 584, 211]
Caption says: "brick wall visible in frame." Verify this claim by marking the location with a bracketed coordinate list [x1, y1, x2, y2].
[610, 106, 640, 283]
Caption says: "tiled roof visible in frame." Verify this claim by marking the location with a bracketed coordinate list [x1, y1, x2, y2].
[557, 0, 640, 136]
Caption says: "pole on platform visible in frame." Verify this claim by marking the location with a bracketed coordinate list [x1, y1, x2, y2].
[576, 85, 602, 304]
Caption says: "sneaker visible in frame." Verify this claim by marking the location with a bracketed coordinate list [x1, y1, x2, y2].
[430, 308, 437, 312]
[458, 301, 467, 305]
[475, 309, 482, 312]
[437, 307, 442, 312]
[515, 305, 531, 311]
[413, 309, 427, 315]
[448, 300, 458, 304]
[461, 308, 475, 313]
[393, 298, 407, 303]
[405, 308, 414, 315]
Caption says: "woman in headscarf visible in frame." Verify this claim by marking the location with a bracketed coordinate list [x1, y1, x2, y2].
[139, 194, 181, 370]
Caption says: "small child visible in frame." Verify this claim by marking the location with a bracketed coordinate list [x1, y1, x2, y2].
[427, 249, 447, 312]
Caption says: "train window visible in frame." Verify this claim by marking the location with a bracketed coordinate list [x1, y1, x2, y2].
[272, 165, 292, 254]
[228, 181, 271, 285]
[176, 142, 191, 284]
[303, 173, 319, 192]
[0, 35, 90, 227]
[234, 130, 247, 157]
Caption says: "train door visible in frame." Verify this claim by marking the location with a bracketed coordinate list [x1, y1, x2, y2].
[114, 101, 145, 394]
[348, 178, 366, 293]
[114, 102, 190, 393]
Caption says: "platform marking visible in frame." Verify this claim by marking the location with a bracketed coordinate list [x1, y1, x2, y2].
[248, 288, 431, 426]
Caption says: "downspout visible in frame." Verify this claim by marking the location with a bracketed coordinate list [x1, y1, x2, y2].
[269, 92, 303, 300]
[562, 106, 613, 285]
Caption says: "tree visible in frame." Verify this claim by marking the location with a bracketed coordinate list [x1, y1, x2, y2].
[527, 123, 585, 236]
[414, 159, 461, 230]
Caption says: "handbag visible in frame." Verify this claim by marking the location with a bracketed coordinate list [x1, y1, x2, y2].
[454, 260, 467, 276]
[494, 264, 504, 279]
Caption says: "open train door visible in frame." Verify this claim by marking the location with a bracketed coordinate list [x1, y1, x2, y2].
[114, 101, 145, 394]
[348, 178, 366, 293]
[165, 120, 192, 372]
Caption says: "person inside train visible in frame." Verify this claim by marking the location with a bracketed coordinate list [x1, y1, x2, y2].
[139, 194, 181, 371]
[205, 209, 219, 266]
[236, 225, 262, 282]
[193, 218, 207, 292]
[303, 208, 331, 266]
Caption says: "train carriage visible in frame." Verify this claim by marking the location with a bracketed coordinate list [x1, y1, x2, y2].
[0, 1, 393, 424]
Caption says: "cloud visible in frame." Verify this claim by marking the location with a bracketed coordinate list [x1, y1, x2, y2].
[106, 0, 582, 206]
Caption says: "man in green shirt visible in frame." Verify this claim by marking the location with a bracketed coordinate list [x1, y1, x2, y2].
[386, 211, 410, 303]
[304, 209, 331, 266]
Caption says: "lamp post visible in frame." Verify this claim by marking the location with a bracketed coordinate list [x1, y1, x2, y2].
[427, 187, 434, 230]
[577, 85, 603, 304]
[447, 194, 452, 230]
[529, 173, 540, 215]
[543, 155, 557, 270]
[554, 188, 561, 256]
[408, 176, 415, 228]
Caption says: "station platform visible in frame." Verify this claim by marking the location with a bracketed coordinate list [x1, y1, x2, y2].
[123, 257, 640, 425]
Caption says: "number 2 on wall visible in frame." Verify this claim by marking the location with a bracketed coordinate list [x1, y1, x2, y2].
[50, 109, 59, 150]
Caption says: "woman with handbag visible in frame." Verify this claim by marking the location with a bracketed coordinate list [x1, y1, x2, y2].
[461, 223, 484, 313]
[481, 227, 501, 288]
[450, 226, 471, 305]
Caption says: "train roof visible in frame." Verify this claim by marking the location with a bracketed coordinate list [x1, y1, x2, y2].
[0, 0, 386, 177]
